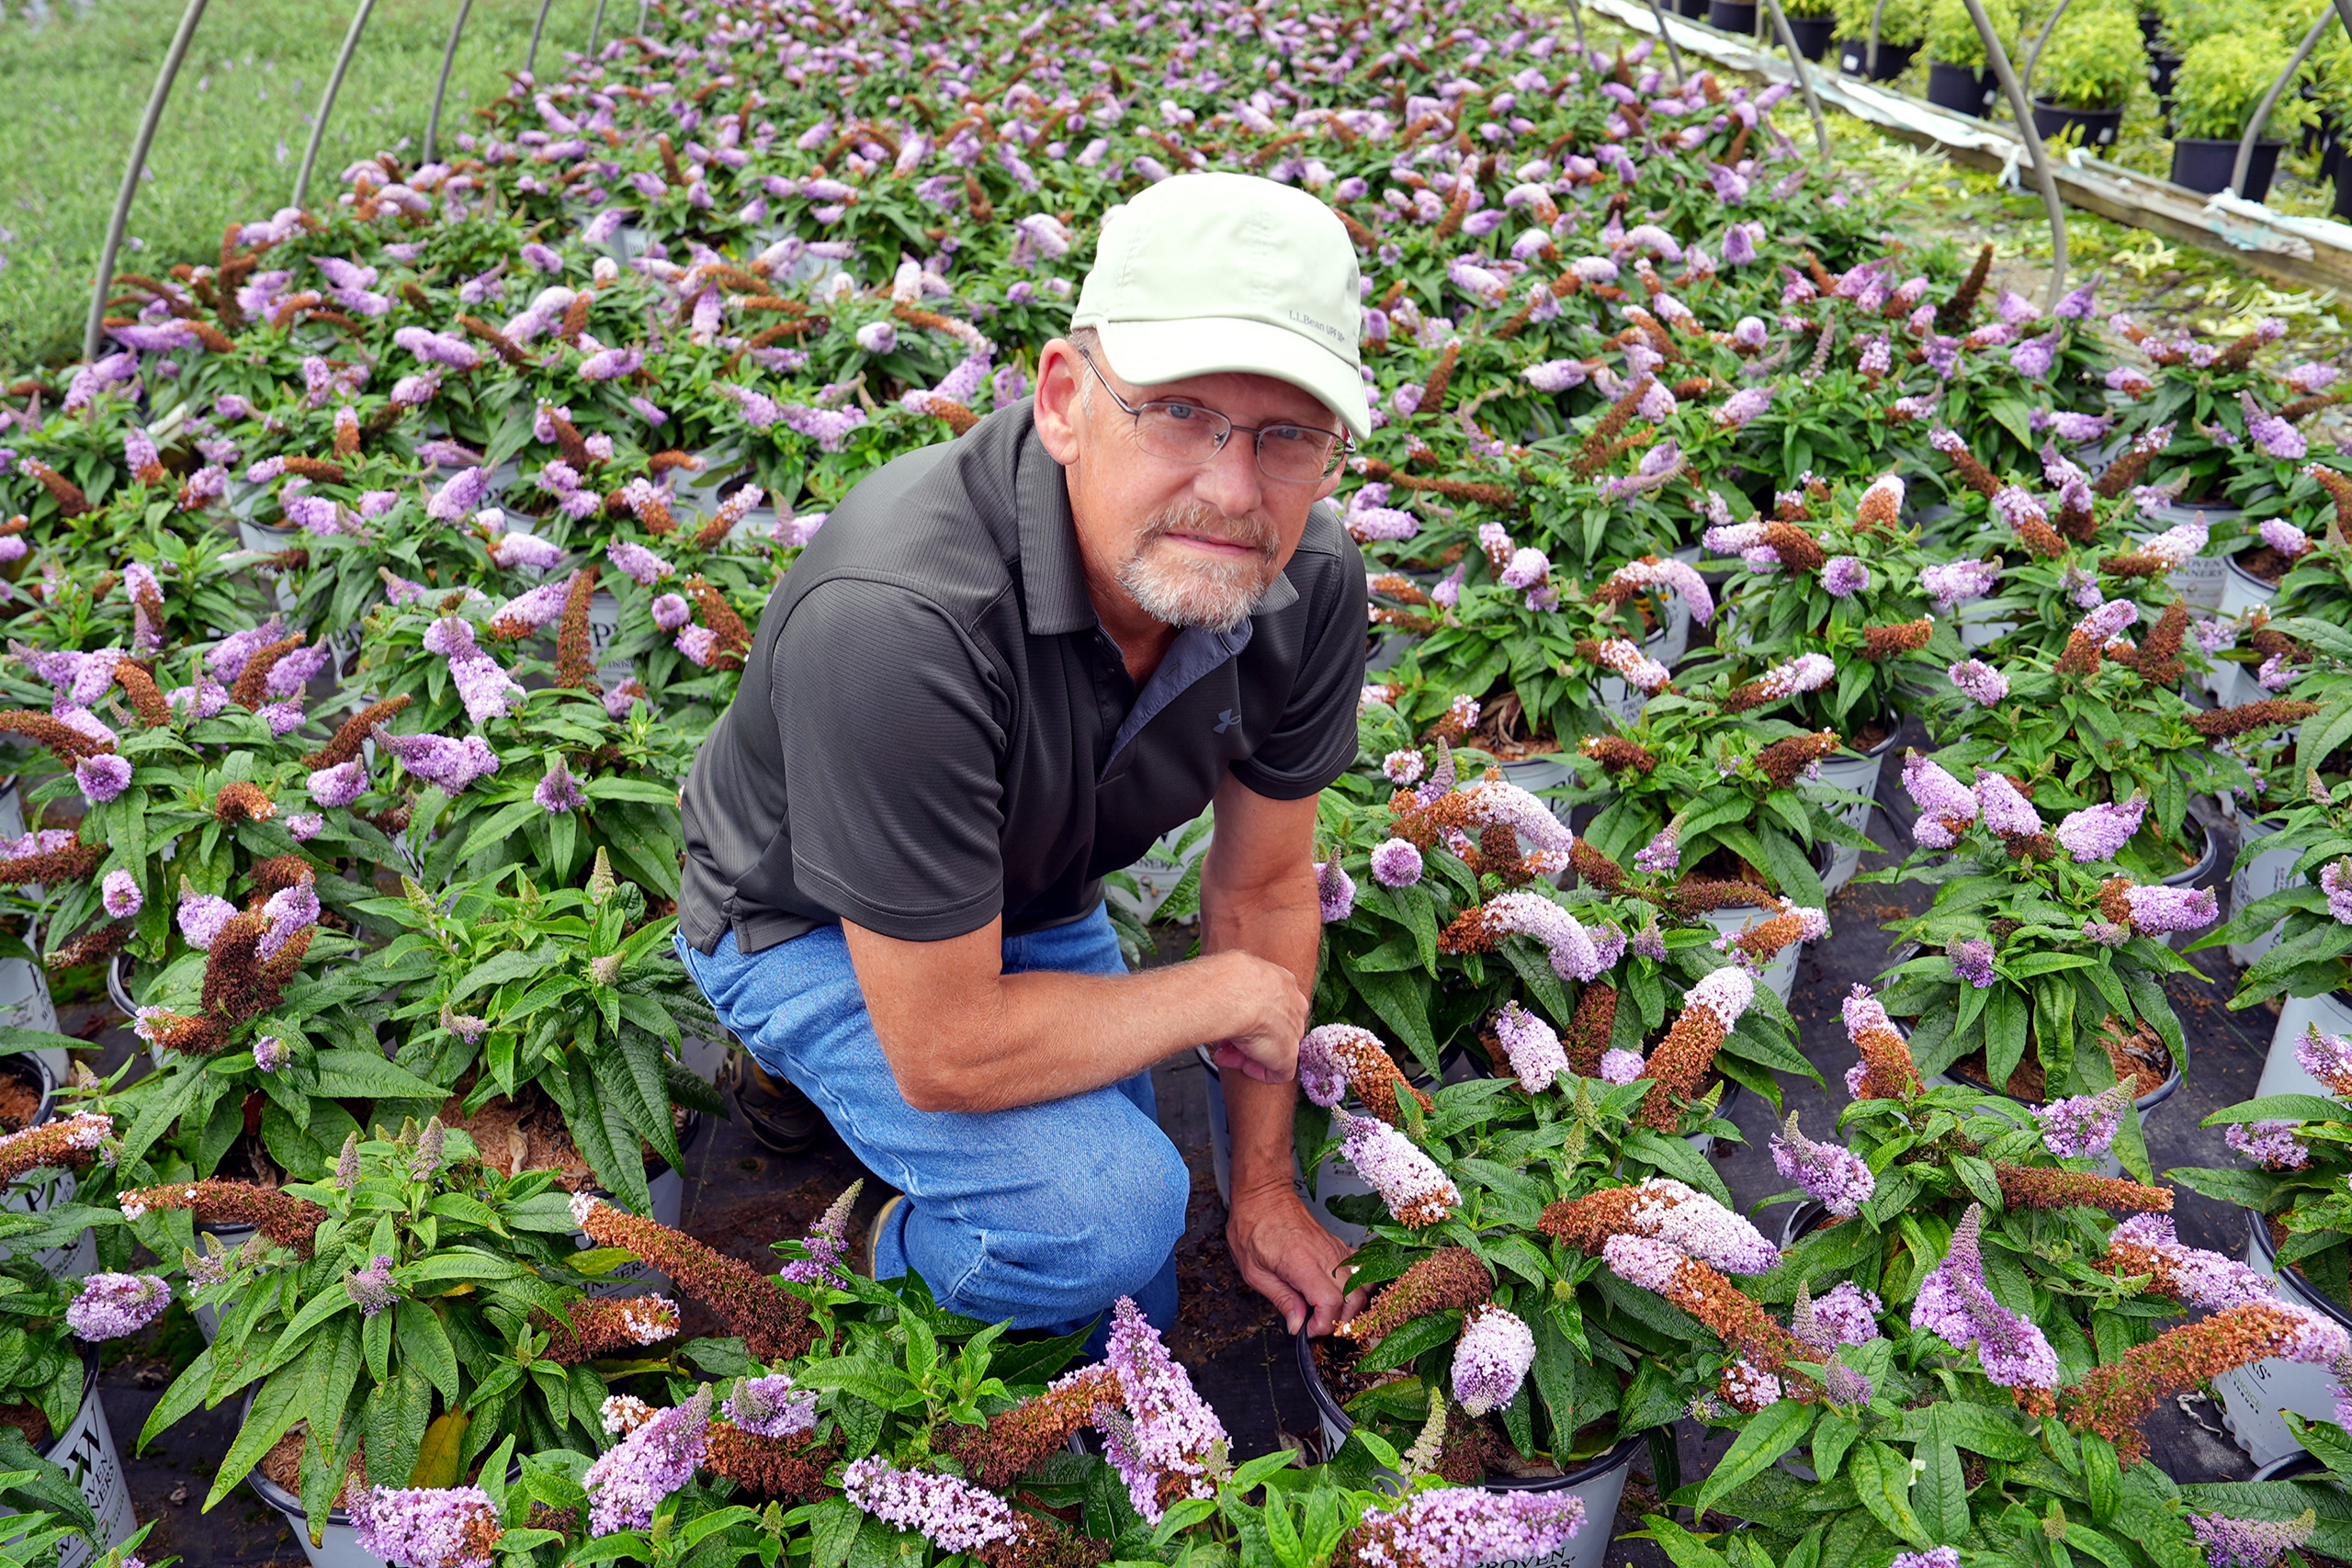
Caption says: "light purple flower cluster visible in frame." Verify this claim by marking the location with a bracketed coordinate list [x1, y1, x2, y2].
[375, 728, 502, 794]
[1382, 750, 1426, 787]
[2241, 392, 2307, 462]
[1483, 891, 1614, 983]
[1492, 1002, 1566, 1093]
[779, 1180, 861, 1290]
[1748, 652, 1836, 701]
[1588, 636, 1671, 694]
[2299, 1027, 2352, 1095]
[1921, 558, 2000, 613]
[585, 1386, 713, 1536]
[1947, 659, 2008, 706]
[1621, 1177, 1780, 1273]
[2110, 1215, 2278, 1312]
[1900, 751, 1975, 841]
[309, 759, 369, 810]
[2258, 519, 2312, 558]
[1806, 1283, 1884, 1348]
[842, 1457, 1021, 1551]
[1451, 1303, 1537, 1416]
[1348, 1486, 1585, 1568]
[1606, 556, 1714, 625]
[254, 1035, 288, 1073]
[1974, 772, 2042, 837]
[607, 539, 674, 586]
[258, 874, 319, 962]
[101, 868, 141, 919]
[1770, 1112, 1874, 1217]
[535, 758, 583, 813]
[346, 1253, 401, 1317]
[1948, 938, 1996, 988]
[1101, 1296, 1229, 1520]
[1336, 1108, 1460, 1228]
[424, 616, 525, 725]
[2054, 797, 2145, 863]
[65, 1272, 170, 1339]
[724, 1373, 819, 1438]
[1599, 1048, 1645, 1084]
[1371, 837, 1424, 888]
[2075, 598, 2141, 643]
[177, 886, 236, 950]
[2188, 1511, 2317, 1568]
[2122, 883, 2220, 934]
[2033, 1083, 2131, 1159]
[1892, 1550, 1962, 1568]
[2323, 861, 2352, 927]
[75, 754, 131, 806]
[1317, 852, 1355, 922]
[348, 1484, 502, 1568]
[1820, 557, 1869, 597]
[2225, 1120, 2309, 1168]
[1910, 1205, 2060, 1391]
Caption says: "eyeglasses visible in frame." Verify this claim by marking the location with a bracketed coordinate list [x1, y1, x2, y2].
[1077, 348, 1349, 484]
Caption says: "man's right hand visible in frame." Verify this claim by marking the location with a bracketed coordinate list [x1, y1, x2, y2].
[1203, 950, 1307, 1084]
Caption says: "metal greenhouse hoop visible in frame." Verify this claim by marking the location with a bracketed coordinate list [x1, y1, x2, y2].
[526, 0, 560, 76]
[1962, 0, 2069, 310]
[1759, 0, 1832, 158]
[2019, 0, 2073, 93]
[1640, 0, 1690, 85]
[291, 0, 383, 211]
[425, 0, 479, 166]
[84, 0, 212, 365]
[2230, 3, 2340, 197]
[588, 0, 612, 56]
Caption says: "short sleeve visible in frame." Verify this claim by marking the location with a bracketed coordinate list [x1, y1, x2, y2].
[774, 579, 1012, 941]
[1229, 538, 1368, 801]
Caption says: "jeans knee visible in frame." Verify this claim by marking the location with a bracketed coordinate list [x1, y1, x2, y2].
[1052, 1132, 1190, 1299]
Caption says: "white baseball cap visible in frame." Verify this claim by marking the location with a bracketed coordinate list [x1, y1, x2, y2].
[1071, 172, 1371, 441]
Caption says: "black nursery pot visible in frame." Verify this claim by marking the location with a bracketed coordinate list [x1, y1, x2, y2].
[1709, 0, 1758, 32]
[1676, 0, 1709, 17]
[1926, 62, 1996, 117]
[2030, 100, 2123, 150]
[1784, 15, 1835, 57]
[2146, 49, 2181, 107]
[1836, 37, 1917, 78]
[2335, 155, 2352, 220]
[2169, 137, 2283, 200]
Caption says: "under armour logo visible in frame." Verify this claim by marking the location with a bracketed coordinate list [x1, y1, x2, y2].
[1214, 708, 1240, 733]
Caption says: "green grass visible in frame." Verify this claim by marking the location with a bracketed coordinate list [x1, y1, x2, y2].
[0, 0, 616, 371]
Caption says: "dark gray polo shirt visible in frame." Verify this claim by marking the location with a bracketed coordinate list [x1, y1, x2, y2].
[676, 399, 1367, 954]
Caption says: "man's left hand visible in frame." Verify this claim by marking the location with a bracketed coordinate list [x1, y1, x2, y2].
[1226, 1181, 1368, 1337]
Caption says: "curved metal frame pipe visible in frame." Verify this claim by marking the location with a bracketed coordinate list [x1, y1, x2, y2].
[1642, 0, 1690, 84]
[1760, 0, 1833, 159]
[1866, 0, 1889, 74]
[424, 0, 477, 167]
[292, 0, 381, 211]
[2230, 4, 2335, 198]
[1962, 0, 2068, 309]
[85, 0, 211, 365]
[525, 0, 559, 77]
[2020, 0, 2074, 97]
[588, 0, 611, 55]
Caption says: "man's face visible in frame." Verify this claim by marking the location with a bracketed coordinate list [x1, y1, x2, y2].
[1047, 342, 1347, 635]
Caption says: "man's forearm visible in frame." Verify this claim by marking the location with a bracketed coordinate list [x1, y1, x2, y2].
[1200, 862, 1322, 1197]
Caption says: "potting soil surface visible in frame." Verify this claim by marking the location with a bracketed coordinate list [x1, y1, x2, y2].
[74, 716, 2284, 1563]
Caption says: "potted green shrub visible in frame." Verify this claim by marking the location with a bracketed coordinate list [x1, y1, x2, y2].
[1834, 0, 1931, 77]
[1782, 0, 1839, 59]
[2032, 5, 2147, 148]
[1924, 0, 2018, 116]
[2168, 30, 2314, 197]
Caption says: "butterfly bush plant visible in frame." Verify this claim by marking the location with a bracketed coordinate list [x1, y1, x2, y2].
[1869, 748, 2214, 1114]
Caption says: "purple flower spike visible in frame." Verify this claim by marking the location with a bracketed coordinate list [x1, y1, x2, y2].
[1370, 837, 1424, 888]
[842, 1459, 1023, 1553]
[101, 868, 141, 919]
[1947, 659, 2008, 706]
[534, 758, 583, 814]
[1102, 1296, 1230, 1520]
[1770, 1112, 1875, 1217]
[75, 753, 131, 805]
[375, 728, 501, 794]
[2034, 1083, 2132, 1159]
[2189, 1512, 2317, 1568]
[1350, 1487, 1585, 1568]
[2054, 797, 2146, 863]
[779, 1180, 862, 1291]
[2122, 883, 2219, 934]
[1492, 1002, 1566, 1094]
[725, 1373, 820, 1439]
[1317, 852, 1355, 922]
[1949, 938, 1996, 988]
[349, 1483, 502, 1568]
[65, 1272, 171, 1339]
[584, 1386, 712, 1536]
[1910, 1204, 2060, 1391]
[1452, 1303, 1537, 1416]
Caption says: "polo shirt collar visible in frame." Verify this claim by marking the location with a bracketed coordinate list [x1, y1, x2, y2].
[1010, 409, 1304, 636]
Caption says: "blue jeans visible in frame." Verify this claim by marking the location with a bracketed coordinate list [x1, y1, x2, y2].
[676, 906, 1185, 1353]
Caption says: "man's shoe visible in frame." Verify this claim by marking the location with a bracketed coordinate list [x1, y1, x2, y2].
[860, 1193, 904, 1279]
[724, 1053, 825, 1156]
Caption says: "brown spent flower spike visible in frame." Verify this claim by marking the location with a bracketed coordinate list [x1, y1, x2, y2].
[0, 1113, 109, 1184]
[2060, 1302, 2339, 1462]
[557, 565, 601, 691]
[703, 1426, 840, 1503]
[1849, 1024, 1923, 1101]
[1756, 731, 1841, 789]
[0, 711, 113, 764]
[943, 1366, 1119, 1488]
[1319, 1029, 1435, 1126]
[1664, 878, 1773, 916]
[1620, 1246, 1820, 1393]
[1567, 982, 1618, 1077]
[122, 1179, 329, 1255]
[2054, 628, 2104, 680]
[1994, 1165, 2173, 1213]
[1579, 735, 1657, 774]
[0, 840, 102, 891]
[1759, 522, 1826, 574]
[113, 660, 170, 727]
[537, 1295, 683, 1363]
[1859, 618, 1934, 660]
[1634, 988, 1739, 1131]
[212, 781, 275, 824]
[576, 1199, 818, 1360]
[1568, 840, 1627, 893]
[2189, 699, 2321, 740]
[1338, 1247, 1494, 1348]
[301, 693, 411, 771]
